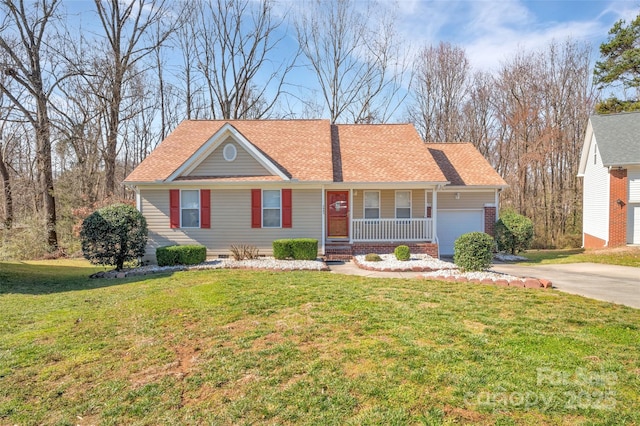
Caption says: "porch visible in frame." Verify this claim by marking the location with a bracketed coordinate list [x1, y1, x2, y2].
[351, 218, 433, 242]
[324, 241, 439, 261]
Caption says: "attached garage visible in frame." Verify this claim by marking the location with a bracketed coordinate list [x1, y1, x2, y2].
[437, 209, 484, 255]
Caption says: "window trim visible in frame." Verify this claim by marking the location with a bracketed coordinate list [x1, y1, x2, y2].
[180, 189, 201, 228]
[363, 190, 380, 219]
[395, 190, 412, 219]
[223, 143, 237, 162]
[262, 189, 282, 228]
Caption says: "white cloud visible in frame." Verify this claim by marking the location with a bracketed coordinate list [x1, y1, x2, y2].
[392, 0, 639, 72]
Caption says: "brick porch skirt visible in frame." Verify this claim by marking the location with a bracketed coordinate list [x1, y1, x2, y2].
[325, 242, 439, 260]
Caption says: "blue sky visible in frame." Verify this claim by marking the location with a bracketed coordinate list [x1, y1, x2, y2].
[387, 0, 639, 70]
[59, 0, 639, 118]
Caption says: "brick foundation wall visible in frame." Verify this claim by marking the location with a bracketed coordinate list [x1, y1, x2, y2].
[352, 242, 439, 257]
[609, 169, 628, 247]
[583, 233, 607, 249]
[484, 206, 496, 237]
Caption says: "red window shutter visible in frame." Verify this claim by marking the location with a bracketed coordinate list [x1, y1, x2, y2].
[251, 189, 261, 228]
[282, 189, 292, 228]
[200, 189, 211, 229]
[169, 189, 180, 228]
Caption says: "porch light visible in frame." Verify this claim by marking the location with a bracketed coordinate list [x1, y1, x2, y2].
[455, 192, 460, 200]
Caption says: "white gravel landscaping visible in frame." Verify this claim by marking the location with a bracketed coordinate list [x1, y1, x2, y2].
[91, 257, 328, 278]
[354, 253, 457, 271]
[353, 253, 528, 283]
[421, 268, 525, 283]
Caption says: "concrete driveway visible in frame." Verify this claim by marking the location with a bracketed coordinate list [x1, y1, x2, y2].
[490, 263, 640, 309]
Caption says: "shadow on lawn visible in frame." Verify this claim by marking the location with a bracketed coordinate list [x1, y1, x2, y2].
[0, 262, 177, 295]
[521, 248, 585, 263]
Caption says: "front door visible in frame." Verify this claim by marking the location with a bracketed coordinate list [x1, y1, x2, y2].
[327, 191, 349, 239]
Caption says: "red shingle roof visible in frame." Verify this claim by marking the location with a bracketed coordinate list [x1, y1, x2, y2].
[124, 119, 506, 187]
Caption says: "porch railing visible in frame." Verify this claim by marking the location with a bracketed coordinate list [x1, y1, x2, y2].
[352, 218, 433, 242]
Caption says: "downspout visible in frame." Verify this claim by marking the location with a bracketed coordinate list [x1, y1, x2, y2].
[135, 186, 142, 212]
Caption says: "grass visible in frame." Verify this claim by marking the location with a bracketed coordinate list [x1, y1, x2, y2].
[520, 247, 640, 267]
[1, 259, 639, 425]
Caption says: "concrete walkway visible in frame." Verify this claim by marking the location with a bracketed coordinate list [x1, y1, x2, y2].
[491, 263, 640, 309]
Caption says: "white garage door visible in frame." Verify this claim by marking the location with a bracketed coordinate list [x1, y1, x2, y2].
[437, 210, 484, 255]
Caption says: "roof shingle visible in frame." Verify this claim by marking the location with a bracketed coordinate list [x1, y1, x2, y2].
[427, 143, 507, 187]
[125, 119, 505, 187]
[590, 112, 640, 166]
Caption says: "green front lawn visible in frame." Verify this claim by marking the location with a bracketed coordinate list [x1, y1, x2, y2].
[520, 248, 640, 267]
[1, 260, 638, 425]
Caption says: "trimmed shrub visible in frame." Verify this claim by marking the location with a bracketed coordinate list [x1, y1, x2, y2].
[156, 245, 179, 266]
[273, 239, 293, 260]
[291, 238, 318, 260]
[273, 238, 318, 260]
[364, 253, 382, 262]
[156, 245, 206, 266]
[495, 210, 534, 254]
[80, 204, 147, 270]
[394, 245, 411, 261]
[453, 232, 494, 272]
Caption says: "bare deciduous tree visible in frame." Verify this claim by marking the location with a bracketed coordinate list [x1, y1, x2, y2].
[186, 0, 295, 120]
[407, 42, 471, 141]
[91, 0, 174, 195]
[0, 0, 62, 250]
[295, 0, 409, 124]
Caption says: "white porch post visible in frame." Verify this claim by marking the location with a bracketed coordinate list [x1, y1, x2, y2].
[321, 185, 326, 255]
[432, 188, 438, 246]
[349, 189, 354, 244]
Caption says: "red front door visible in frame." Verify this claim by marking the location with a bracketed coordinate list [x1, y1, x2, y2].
[327, 191, 349, 239]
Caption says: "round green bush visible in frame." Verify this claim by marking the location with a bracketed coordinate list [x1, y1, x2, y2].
[364, 253, 382, 262]
[394, 245, 411, 261]
[80, 203, 147, 270]
[495, 210, 534, 254]
[453, 232, 494, 272]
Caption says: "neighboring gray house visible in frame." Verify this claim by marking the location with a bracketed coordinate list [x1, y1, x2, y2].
[124, 120, 507, 260]
[578, 112, 640, 248]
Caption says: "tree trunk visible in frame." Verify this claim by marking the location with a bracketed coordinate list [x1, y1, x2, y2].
[0, 151, 12, 230]
[37, 101, 58, 250]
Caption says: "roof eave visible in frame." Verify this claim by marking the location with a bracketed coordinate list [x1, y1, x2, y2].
[440, 184, 509, 190]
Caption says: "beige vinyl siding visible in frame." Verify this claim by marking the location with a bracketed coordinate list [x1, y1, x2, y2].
[188, 137, 270, 177]
[412, 190, 425, 218]
[436, 191, 494, 210]
[352, 189, 428, 219]
[140, 188, 322, 260]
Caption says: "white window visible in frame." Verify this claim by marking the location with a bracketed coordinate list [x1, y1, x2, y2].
[223, 143, 237, 162]
[396, 191, 411, 218]
[364, 191, 380, 219]
[181, 190, 200, 228]
[263, 189, 281, 227]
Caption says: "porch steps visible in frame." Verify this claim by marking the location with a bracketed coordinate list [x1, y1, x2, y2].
[324, 244, 353, 261]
